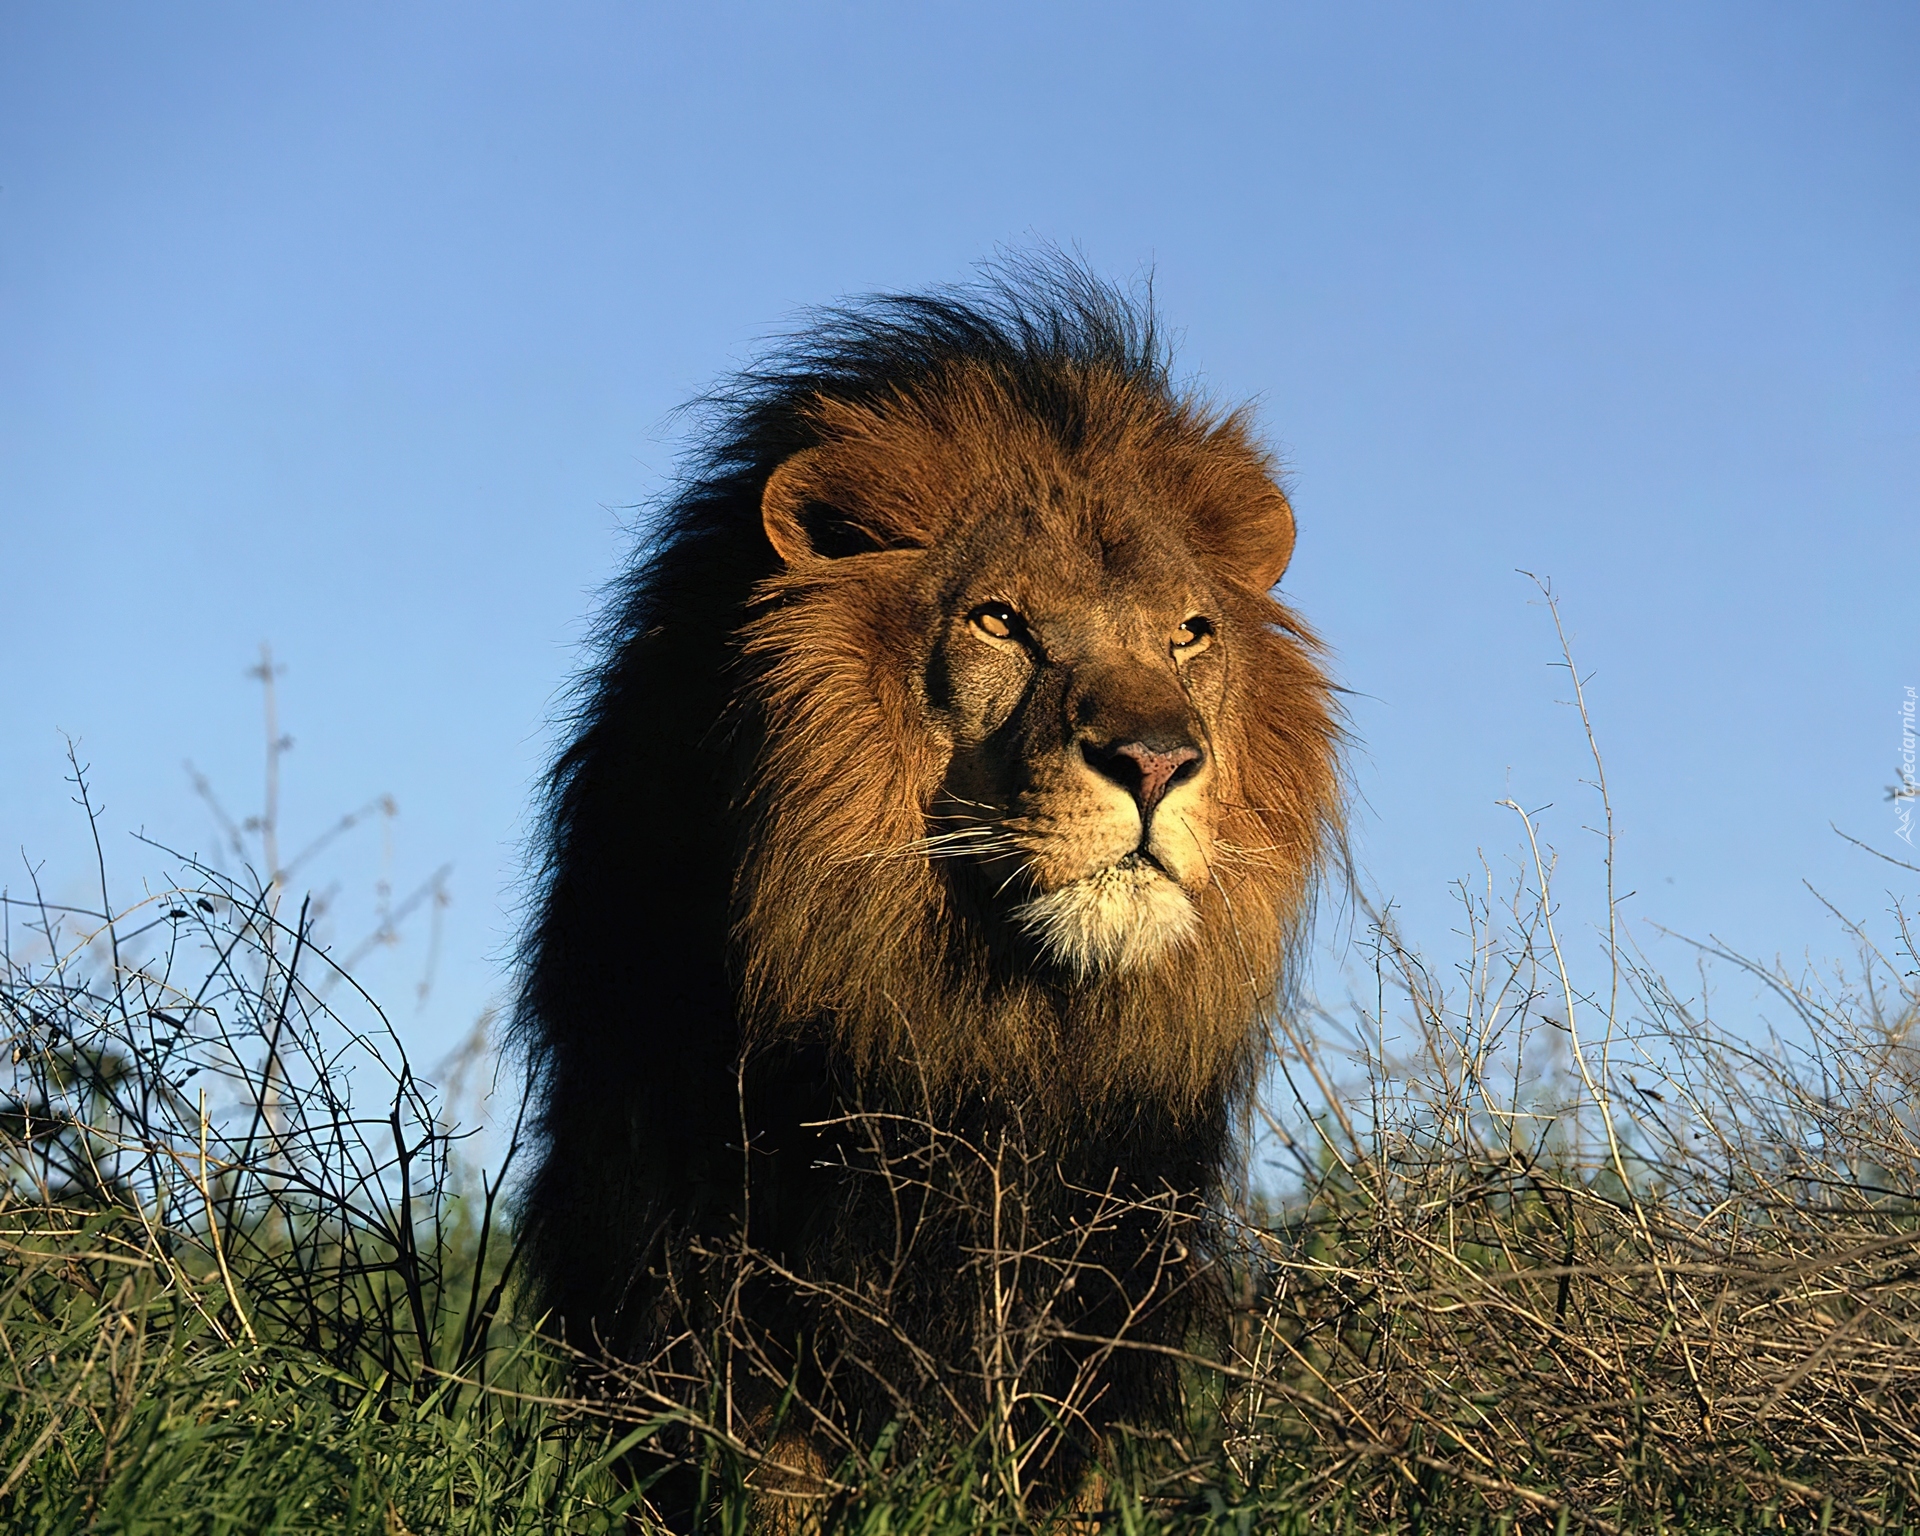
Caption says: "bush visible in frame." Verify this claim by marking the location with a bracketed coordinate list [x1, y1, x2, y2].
[0, 777, 649, 1533]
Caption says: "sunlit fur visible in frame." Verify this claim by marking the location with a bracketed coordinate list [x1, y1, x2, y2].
[512, 260, 1343, 1524]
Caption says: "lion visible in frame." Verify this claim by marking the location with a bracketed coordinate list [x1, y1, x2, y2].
[513, 262, 1342, 1527]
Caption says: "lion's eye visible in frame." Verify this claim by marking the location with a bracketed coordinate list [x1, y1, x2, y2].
[969, 602, 1026, 641]
[1172, 616, 1214, 655]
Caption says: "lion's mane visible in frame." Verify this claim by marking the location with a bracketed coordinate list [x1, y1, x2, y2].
[513, 263, 1341, 1512]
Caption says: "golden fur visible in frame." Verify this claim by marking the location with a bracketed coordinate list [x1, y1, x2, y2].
[736, 366, 1338, 1107]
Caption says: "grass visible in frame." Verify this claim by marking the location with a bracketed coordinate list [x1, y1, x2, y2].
[0, 795, 654, 1534]
[4, 614, 1918, 1532]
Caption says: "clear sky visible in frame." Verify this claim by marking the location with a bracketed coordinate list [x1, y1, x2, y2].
[3, 3, 1915, 1069]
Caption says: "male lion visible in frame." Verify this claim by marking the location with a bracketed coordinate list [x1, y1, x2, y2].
[515, 264, 1341, 1525]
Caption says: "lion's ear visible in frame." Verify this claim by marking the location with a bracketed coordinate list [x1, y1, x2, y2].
[1195, 485, 1297, 595]
[761, 447, 929, 566]
[1241, 487, 1297, 593]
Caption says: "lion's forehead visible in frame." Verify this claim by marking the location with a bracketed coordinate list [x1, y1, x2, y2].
[933, 504, 1215, 623]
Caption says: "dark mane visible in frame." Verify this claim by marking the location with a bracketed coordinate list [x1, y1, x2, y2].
[702, 259, 1170, 483]
[509, 257, 1341, 1525]
[512, 261, 1183, 1207]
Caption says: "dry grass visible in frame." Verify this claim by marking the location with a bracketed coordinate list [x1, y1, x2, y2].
[1233, 874, 1920, 1529]
[1223, 583, 1920, 1529]
[553, 884, 1920, 1530]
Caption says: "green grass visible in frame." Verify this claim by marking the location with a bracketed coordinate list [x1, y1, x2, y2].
[4, 770, 1918, 1532]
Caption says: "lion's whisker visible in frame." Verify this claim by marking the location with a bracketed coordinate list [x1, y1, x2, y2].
[931, 793, 1001, 815]
[1211, 840, 1283, 869]
[991, 865, 1036, 901]
[843, 826, 1030, 866]
[922, 845, 1024, 864]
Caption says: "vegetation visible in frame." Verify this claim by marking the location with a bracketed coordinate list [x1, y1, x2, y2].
[4, 635, 1917, 1532]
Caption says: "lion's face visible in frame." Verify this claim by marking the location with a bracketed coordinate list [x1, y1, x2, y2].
[753, 370, 1312, 986]
[924, 512, 1230, 976]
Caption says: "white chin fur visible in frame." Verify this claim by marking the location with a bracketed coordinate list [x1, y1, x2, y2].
[1012, 863, 1200, 978]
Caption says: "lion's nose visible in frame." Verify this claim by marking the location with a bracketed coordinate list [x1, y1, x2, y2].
[1081, 738, 1204, 818]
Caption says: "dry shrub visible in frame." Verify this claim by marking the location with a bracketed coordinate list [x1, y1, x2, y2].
[0, 773, 632, 1532]
[545, 884, 1920, 1532]
[576, 1104, 1223, 1529]
[1225, 889, 1920, 1530]
[0, 846, 502, 1389]
[1225, 592, 1920, 1530]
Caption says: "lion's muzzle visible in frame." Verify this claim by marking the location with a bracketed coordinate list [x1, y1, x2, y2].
[1079, 737, 1204, 820]
[1012, 726, 1213, 978]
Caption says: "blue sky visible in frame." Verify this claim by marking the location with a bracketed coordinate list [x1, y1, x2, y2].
[2, 3, 1915, 1067]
